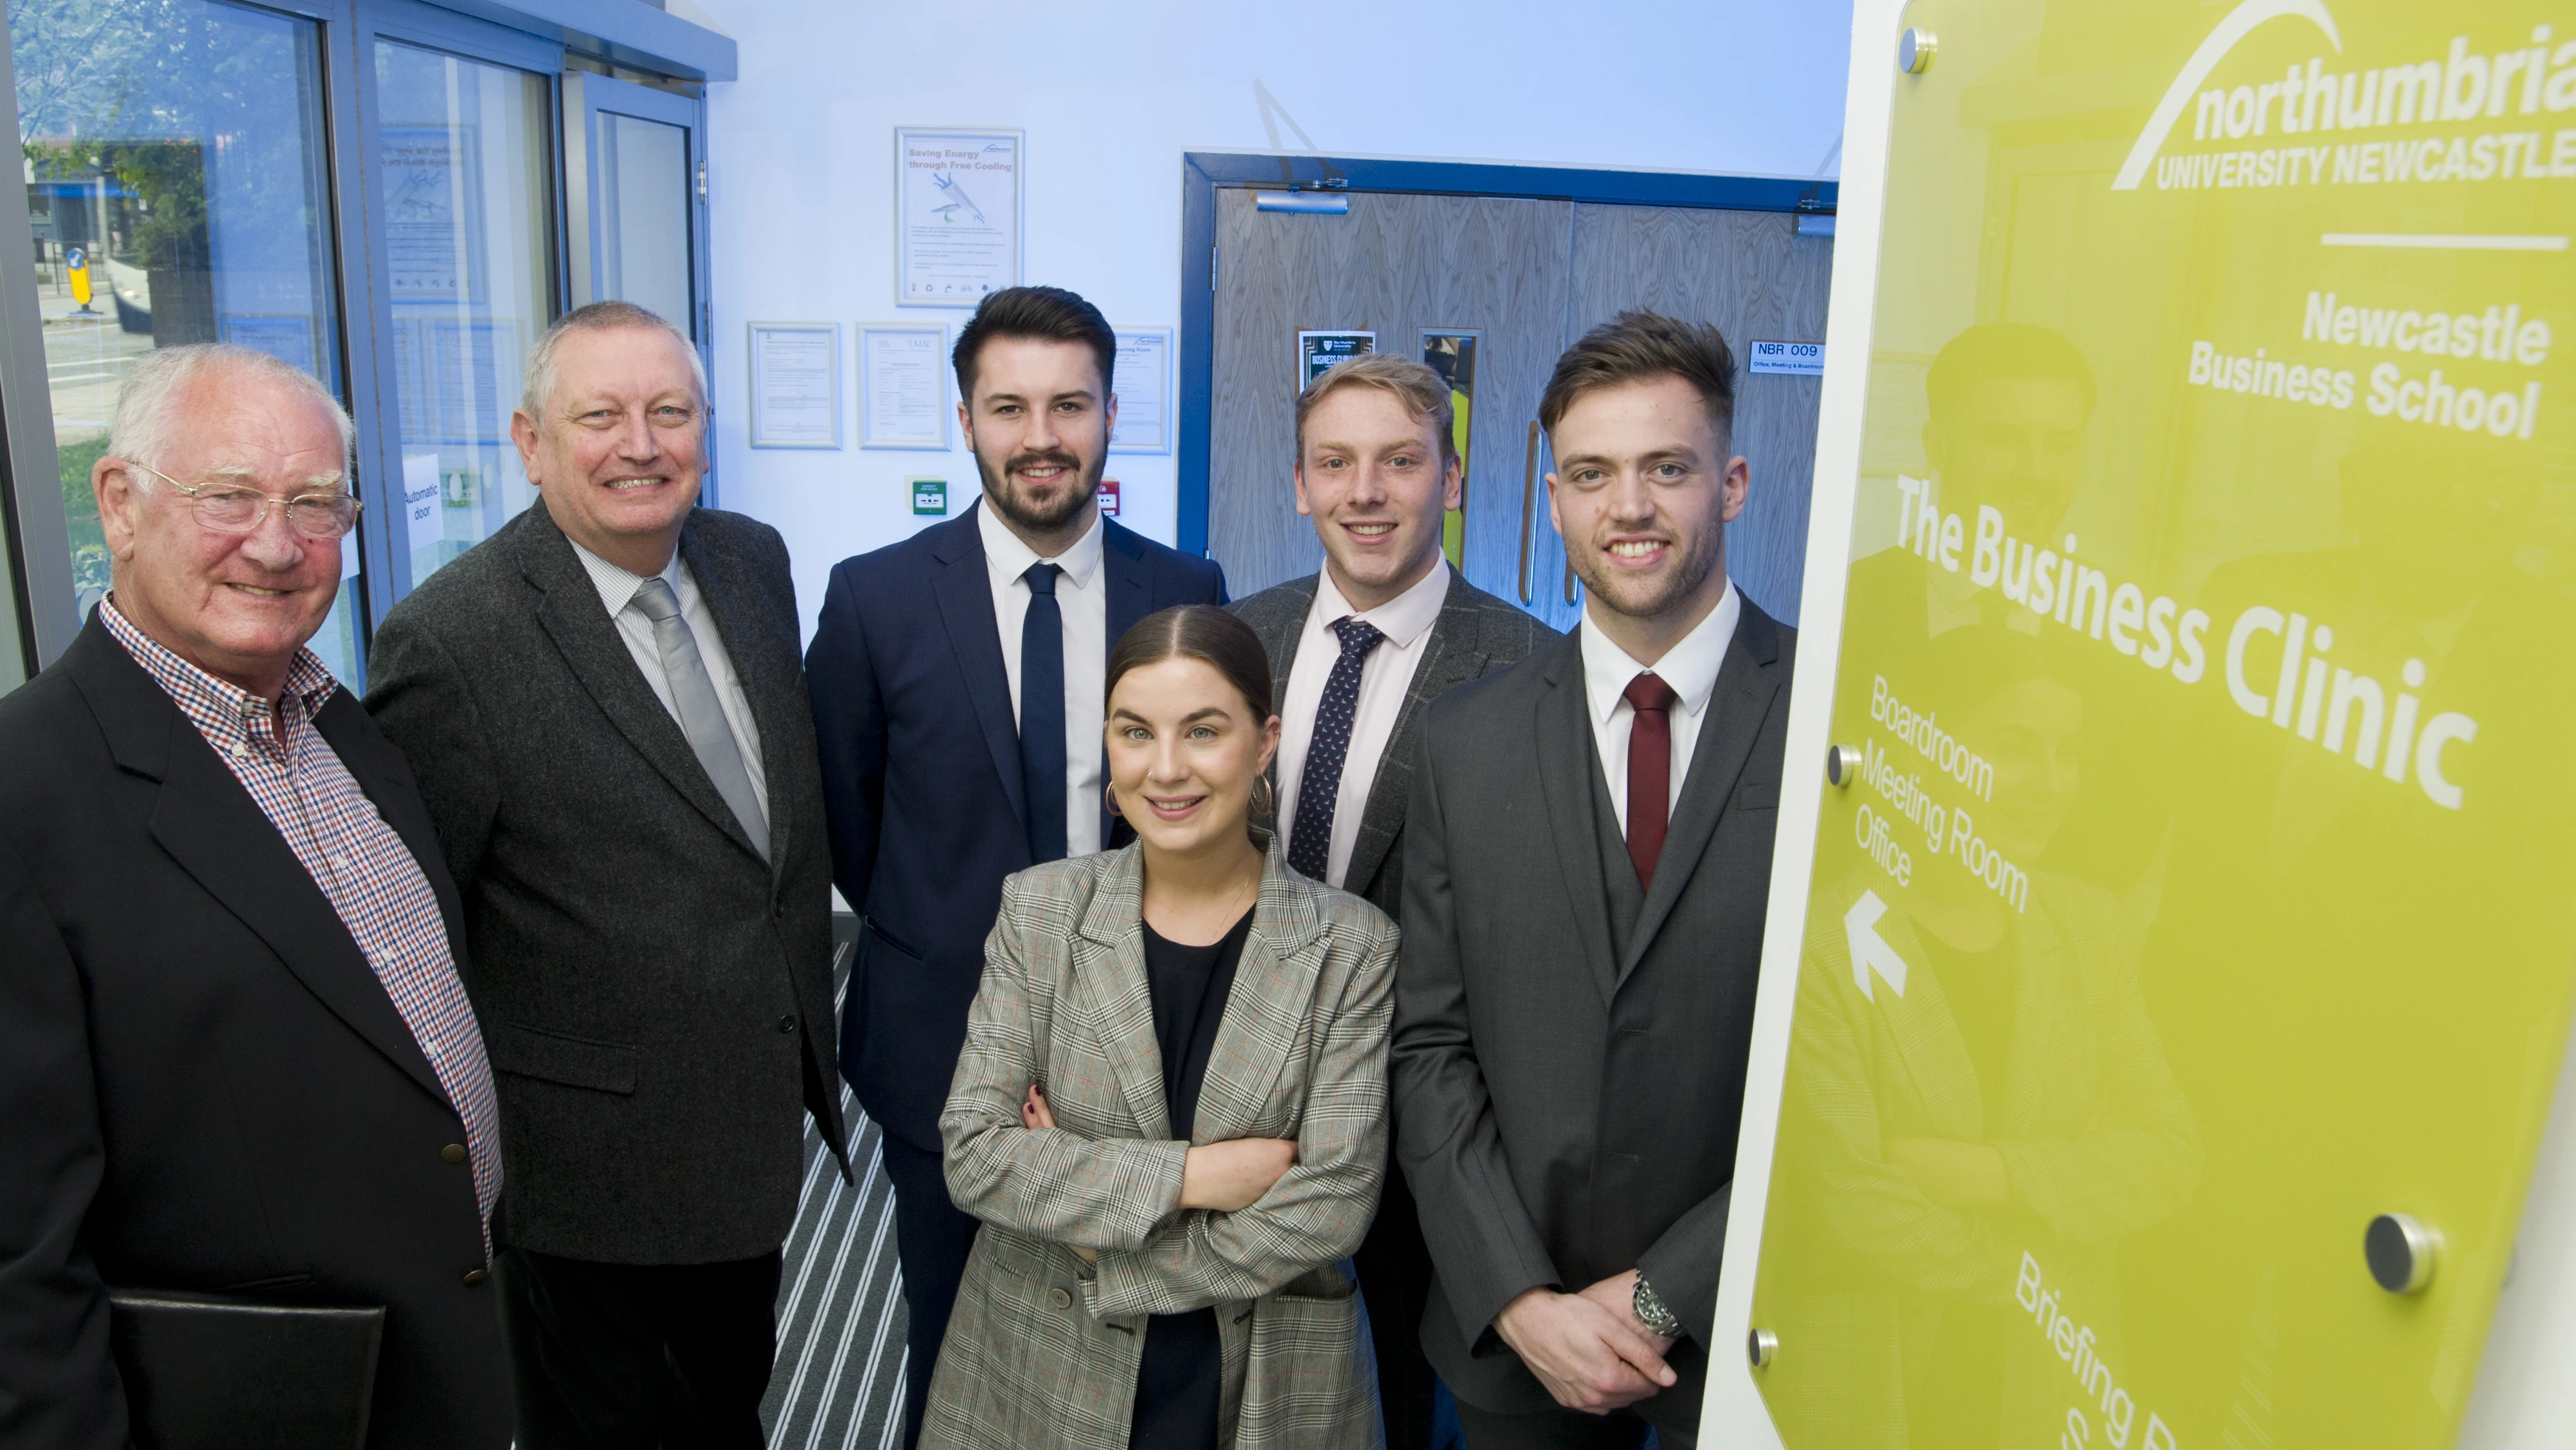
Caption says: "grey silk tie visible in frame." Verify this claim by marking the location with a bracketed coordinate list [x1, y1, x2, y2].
[629, 576, 769, 861]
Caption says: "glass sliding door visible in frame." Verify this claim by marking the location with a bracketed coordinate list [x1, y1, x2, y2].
[10, 0, 357, 676]
[598, 111, 692, 330]
[566, 71, 702, 341]
[370, 39, 551, 589]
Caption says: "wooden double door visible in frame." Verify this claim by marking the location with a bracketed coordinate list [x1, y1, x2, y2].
[1209, 188, 1833, 629]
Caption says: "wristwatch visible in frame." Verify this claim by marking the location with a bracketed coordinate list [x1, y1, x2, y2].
[1632, 1274, 1683, 1339]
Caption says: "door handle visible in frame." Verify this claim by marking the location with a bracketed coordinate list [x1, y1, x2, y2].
[1518, 420, 1540, 604]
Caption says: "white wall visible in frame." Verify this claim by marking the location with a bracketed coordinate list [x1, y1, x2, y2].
[688, 0, 1854, 634]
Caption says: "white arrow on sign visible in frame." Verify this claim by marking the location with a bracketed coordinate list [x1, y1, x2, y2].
[1844, 890, 1910, 1001]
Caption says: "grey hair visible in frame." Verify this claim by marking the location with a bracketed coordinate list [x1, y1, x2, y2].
[519, 300, 708, 428]
[109, 343, 355, 486]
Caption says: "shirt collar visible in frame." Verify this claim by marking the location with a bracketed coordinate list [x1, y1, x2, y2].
[978, 498, 1105, 591]
[100, 593, 339, 728]
[567, 536, 681, 618]
[1312, 560, 1451, 650]
[1579, 580, 1739, 725]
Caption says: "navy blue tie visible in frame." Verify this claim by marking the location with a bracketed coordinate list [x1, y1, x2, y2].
[1287, 616, 1384, 882]
[1019, 562, 1068, 863]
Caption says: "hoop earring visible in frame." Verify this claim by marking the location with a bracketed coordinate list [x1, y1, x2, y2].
[1105, 784, 1124, 819]
[1248, 774, 1276, 821]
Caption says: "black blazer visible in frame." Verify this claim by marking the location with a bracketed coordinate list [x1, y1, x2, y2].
[366, 503, 846, 1266]
[0, 617, 509, 1450]
[1228, 568, 1556, 919]
[1393, 603, 1794, 1419]
[805, 503, 1227, 1151]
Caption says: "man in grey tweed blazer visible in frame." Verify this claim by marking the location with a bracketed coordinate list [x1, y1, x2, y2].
[1230, 354, 1553, 1447]
[368, 303, 846, 1448]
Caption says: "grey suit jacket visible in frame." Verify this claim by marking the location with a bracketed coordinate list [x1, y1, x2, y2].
[1230, 568, 1556, 918]
[927, 844, 1393, 1450]
[1393, 603, 1794, 1419]
[366, 504, 847, 1264]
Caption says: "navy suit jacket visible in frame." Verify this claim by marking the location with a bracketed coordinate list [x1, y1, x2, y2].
[805, 503, 1227, 1150]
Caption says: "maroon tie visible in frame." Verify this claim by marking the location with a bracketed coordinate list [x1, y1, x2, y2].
[1623, 673, 1679, 888]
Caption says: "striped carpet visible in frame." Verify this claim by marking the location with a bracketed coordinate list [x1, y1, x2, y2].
[762, 931, 908, 1450]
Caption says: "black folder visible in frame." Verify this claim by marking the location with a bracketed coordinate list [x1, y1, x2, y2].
[108, 1291, 384, 1450]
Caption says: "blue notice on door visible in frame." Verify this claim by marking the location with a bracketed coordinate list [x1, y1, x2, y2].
[1747, 340, 1825, 377]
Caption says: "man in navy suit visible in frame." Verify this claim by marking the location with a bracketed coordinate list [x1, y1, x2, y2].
[806, 285, 1226, 1447]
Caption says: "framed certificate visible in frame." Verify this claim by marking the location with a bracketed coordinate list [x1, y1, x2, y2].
[859, 324, 952, 450]
[1109, 327, 1174, 454]
[746, 322, 841, 449]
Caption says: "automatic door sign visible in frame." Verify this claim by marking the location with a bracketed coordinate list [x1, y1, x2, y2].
[1749, 4, 2576, 1448]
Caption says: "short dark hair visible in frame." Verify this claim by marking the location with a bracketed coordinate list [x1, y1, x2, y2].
[953, 285, 1116, 404]
[1107, 605, 1275, 726]
[1925, 323, 2098, 422]
[1539, 310, 1738, 445]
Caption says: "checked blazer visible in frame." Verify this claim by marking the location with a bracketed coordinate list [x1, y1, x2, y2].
[926, 843, 1395, 1450]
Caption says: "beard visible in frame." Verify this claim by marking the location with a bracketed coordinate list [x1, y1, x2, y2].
[977, 442, 1103, 535]
[1568, 523, 1723, 622]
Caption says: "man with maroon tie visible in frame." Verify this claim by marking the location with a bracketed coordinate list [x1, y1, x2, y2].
[1391, 311, 1794, 1449]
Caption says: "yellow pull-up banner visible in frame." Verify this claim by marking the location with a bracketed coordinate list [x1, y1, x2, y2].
[1750, 2, 2576, 1446]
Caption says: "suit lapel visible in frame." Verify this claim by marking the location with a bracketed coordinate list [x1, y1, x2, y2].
[518, 510, 764, 860]
[1192, 846, 1325, 1142]
[1255, 577, 1318, 715]
[1343, 578, 1485, 897]
[680, 520, 794, 872]
[60, 627, 454, 1110]
[1073, 846, 1174, 1138]
[1531, 635, 1621, 1004]
[1622, 603, 1784, 980]
[930, 505, 1028, 832]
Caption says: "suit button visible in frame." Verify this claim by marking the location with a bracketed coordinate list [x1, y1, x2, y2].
[778, 1014, 798, 1035]
[441, 1143, 468, 1164]
[773, 901, 787, 920]
[1048, 1287, 1073, 1310]
[462, 1269, 489, 1287]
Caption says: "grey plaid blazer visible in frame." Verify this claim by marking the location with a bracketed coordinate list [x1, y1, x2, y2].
[927, 843, 1396, 1450]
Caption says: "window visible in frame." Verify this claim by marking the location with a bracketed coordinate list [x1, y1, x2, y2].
[12, 0, 357, 677]
[371, 39, 552, 589]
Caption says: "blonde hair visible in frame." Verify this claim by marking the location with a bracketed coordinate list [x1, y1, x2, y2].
[1293, 352, 1457, 467]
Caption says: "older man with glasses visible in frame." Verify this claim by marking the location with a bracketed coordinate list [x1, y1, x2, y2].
[0, 343, 511, 1448]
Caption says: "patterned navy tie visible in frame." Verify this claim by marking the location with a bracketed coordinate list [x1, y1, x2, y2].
[1019, 562, 1068, 863]
[1287, 616, 1385, 882]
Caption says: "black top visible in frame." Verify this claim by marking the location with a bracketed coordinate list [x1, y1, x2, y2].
[1129, 904, 1255, 1450]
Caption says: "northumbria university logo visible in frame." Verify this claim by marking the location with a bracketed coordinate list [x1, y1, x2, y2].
[2112, 0, 2576, 191]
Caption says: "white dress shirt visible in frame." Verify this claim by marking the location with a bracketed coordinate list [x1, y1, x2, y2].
[979, 503, 1107, 856]
[568, 537, 770, 831]
[1275, 563, 1452, 889]
[1580, 581, 1740, 835]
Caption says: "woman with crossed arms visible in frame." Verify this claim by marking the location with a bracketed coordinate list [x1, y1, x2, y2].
[924, 605, 1394, 1450]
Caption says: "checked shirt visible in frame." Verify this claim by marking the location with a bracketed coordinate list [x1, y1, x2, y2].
[102, 598, 502, 1244]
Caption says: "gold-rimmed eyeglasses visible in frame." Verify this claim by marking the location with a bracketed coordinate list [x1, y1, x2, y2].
[121, 459, 363, 540]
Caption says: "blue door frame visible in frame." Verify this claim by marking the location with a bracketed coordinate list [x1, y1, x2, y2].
[1175, 150, 1836, 557]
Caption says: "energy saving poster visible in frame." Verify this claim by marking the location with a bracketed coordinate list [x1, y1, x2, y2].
[1748, 3, 2576, 1447]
